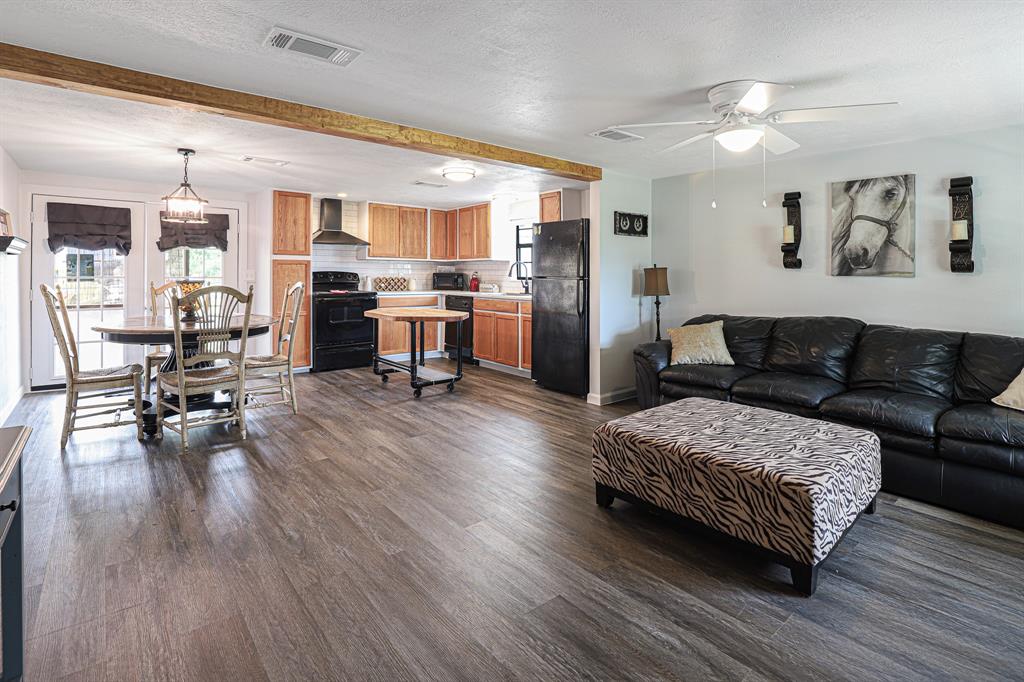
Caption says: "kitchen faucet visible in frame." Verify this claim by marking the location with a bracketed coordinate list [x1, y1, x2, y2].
[508, 261, 531, 294]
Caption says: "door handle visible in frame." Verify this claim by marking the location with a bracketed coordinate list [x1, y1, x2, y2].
[576, 281, 584, 318]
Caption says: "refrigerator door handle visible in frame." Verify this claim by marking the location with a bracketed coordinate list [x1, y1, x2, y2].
[577, 234, 584, 279]
[576, 280, 584, 318]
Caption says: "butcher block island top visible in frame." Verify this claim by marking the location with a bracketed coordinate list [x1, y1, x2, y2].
[364, 308, 468, 323]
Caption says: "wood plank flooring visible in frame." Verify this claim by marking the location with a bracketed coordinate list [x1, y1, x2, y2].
[5, 362, 1024, 680]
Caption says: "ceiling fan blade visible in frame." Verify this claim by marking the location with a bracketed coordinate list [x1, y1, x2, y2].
[610, 120, 719, 130]
[760, 126, 800, 155]
[768, 102, 899, 124]
[659, 131, 714, 154]
[735, 82, 793, 115]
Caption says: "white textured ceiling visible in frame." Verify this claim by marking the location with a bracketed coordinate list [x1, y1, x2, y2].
[1, 0, 1023, 179]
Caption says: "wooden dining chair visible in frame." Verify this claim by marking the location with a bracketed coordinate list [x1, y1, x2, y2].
[156, 285, 253, 452]
[39, 284, 144, 449]
[144, 281, 179, 394]
[244, 281, 304, 414]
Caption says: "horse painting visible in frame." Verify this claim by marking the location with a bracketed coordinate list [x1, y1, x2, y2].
[830, 174, 915, 277]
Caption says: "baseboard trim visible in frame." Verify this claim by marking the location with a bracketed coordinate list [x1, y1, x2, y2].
[476, 359, 531, 378]
[587, 387, 636, 406]
[0, 385, 26, 426]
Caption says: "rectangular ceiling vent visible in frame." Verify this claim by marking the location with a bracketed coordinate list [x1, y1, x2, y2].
[413, 180, 448, 188]
[239, 154, 290, 167]
[590, 128, 644, 143]
[264, 26, 362, 67]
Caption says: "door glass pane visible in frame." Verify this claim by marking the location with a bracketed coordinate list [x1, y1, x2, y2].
[165, 246, 224, 287]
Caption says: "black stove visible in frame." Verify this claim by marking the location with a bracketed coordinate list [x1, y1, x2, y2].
[310, 271, 377, 372]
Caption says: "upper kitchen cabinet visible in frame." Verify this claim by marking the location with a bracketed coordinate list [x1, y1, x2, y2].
[446, 210, 458, 259]
[456, 203, 491, 260]
[538, 188, 584, 223]
[273, 190, 312, 255]
[368, 203, 400, 257]
[399, 206, 428, 259]
[430, 209, 457, 260]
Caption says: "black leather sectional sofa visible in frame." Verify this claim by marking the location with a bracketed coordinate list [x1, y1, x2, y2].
[634, 315, 1024, 529]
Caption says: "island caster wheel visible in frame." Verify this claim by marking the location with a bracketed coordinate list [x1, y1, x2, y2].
[447, 382, 455, 393]
[413, 388, 422, 398]
[381, 373, 389, 383]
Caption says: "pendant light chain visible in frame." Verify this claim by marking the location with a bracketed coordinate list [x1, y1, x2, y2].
[761, 138, 767, 208]
[711, 135, 718, 210]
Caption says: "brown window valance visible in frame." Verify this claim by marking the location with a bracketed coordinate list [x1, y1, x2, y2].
[46, 202, 132, 255]
[157, 212, 229, 252]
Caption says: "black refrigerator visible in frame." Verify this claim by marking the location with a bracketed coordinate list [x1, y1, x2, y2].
[531, 219, 589, 396]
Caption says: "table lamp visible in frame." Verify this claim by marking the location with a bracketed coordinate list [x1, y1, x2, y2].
[643, 264, 670, 341]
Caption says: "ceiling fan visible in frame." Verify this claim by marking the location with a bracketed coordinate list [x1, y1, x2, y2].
[603, 80, 898, 155]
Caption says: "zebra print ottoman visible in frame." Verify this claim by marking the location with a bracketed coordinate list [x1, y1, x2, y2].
[592, 397, 881, 595]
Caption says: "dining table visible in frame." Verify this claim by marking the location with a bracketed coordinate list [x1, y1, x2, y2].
[92, 313, 275, 435]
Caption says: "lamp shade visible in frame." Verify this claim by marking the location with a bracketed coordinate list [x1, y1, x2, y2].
[643, 265, 669, 297]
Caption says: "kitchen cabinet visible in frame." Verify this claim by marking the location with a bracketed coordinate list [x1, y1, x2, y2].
[538, 188, 584, 223]
[430, 210, 448, 259]
[368, 203, 400, 258]
[473, 310, 495, 360]
[399, 206, 428, 259]
[494, 313, 519, 366]
[376, 295, 440, 356]
[273, 190, 311, 255]
[271, 259, 311, 367]
[456, 203, 491, 259]
[457, 206, 475, 260]
[539, 191, 561, 223]
[446, 211, 459, 259]
[521, 314, 532, 369]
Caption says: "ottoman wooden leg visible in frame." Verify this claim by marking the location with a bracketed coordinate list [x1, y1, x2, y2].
[791, 563, 819, 596]
[595, 483, 616, 509]
[864, 496, 877, 514]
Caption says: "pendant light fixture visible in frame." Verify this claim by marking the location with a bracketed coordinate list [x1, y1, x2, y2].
[162, 148, 208, 224]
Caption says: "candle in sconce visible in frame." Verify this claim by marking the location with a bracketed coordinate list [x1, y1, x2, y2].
[951, 220, 969, 241]
[782, 224, 796, 244]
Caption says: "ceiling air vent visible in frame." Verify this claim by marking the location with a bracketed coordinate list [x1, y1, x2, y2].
[589, 128, 644, 143]
[264, 26, 363, 66]
[413, 180, 448, 188]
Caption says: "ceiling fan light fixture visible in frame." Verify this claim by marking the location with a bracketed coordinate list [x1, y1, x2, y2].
[714, 125, 764, 153]
[442, 166, 476, 182]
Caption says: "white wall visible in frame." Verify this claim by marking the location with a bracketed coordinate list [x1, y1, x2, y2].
[652, 125, 1024, 335]
[589, 170, 654, 404]
[0, 146, 23, 424]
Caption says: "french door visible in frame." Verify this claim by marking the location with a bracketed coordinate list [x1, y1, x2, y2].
[30, 194, 147, 389]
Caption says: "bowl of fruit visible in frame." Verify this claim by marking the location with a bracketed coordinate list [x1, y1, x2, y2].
[176, 281, 205, 322]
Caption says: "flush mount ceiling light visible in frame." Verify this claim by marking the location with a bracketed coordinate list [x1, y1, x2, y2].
[441, 166, 476, 182]
[336, 192, 348, 198]
[162, 148, 208, 224]
[714, 124, 764, 153]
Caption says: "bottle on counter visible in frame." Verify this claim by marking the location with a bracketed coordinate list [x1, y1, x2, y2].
[469, 271, 480, 292]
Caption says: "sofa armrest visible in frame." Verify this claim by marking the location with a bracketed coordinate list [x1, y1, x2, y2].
[634, 340, 672, 410]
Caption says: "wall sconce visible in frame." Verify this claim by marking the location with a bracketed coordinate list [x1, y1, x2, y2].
[949, 176, 975, 273]
[781, 191, 802, 269]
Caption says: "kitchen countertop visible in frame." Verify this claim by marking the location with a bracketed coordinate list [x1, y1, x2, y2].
[372, 290, 532, 302]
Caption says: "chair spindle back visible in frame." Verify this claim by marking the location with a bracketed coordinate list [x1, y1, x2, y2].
[276, 282, 305, 359]
[170, 286, 254, 380]
[39, 284, 80, 377]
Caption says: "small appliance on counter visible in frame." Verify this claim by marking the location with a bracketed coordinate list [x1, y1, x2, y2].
[432, 272, 467, 291]
[310, 271, 378, 372]
[469, 271, 480, 292]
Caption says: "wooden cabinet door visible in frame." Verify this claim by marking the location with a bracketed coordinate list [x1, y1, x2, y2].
[446, 211, 458, 260]
[271, 259, 311, 367]
[521, 315, 532, 369]
[457, 207, 475, 259]
[494, 313, 518, 366]
[472, 203, 491, 258]
[273, 191, 311, 255]
[539, 191, 561, 223]
[377, 318, 408, 356]
[473, 311, 495, 360]
[368, 203, 400, 258]
[399, 206, 428, 259]
[429, 210, 448, 259]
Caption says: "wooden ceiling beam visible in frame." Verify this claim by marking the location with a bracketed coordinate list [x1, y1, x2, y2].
[0, 43, 602, 183]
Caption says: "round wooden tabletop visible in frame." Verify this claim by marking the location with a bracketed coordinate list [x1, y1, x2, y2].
[364, 307, 469, 323]
[93, 314, 276, 345]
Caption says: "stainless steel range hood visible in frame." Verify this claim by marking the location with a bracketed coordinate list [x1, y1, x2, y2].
[312, 198, 369, 246]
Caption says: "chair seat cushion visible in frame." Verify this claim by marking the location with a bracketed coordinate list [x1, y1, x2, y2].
[937, 403, 1024, 448]
[660, 364, 759, 390]
[158, 365, 239, 388]
[78, 363, 143, 384]
[731, 372, 845, 409]
[245, 353, 289, 369]
[820, 389, 951, 439]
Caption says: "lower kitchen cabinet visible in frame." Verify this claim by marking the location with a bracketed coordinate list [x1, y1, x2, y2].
[272, 259, 311, 367]
[473, 311, 495, 361]
[521, 315, 532, 369]
[376, 296, 440, 356]
[494, 313, 519, 366]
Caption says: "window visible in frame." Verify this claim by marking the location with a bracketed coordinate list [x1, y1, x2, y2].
[513, 225, 532, 280]
[52, 246, 126, 374]
[164, 246, 224, 286]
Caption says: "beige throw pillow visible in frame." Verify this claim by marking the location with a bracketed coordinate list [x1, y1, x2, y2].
[668, 320, 735, 366]
[993, 368, 1024, 412]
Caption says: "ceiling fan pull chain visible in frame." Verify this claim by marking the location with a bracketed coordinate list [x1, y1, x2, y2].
[711, 136, 717, 209]
[761, 139, 767, 208]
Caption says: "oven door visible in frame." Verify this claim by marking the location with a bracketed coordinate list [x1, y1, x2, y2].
[313, 296, 375, 348]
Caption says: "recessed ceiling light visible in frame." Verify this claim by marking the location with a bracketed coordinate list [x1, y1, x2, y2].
[442, 166, 476, 182]
[336, 192, 348, 198]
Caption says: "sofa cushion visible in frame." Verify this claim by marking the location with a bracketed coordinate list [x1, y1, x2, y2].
[660, 382, 729, 403]
[668, 320, 734, 366]
[938, 437, 1024, 478]
[820, 389, 951, 439]
[849, 325, 963, 401]
[731, 372, 845, 409]
[660, 364, 760, 390]
[954, 333, 1024, 403]
[764, 316, 864, 382]
[685, 315, 775, 369]
[937, 403, 1024, 448]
